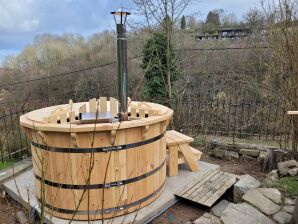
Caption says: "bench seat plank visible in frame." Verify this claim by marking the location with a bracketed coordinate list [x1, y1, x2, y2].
[166, 130, 194, 146]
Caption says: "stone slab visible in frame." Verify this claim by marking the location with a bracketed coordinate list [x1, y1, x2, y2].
[273, 211, 292, 224]
[233, 174, 260, 203]
[193, 213, 221, 224]
[239, 149, 260, 157]
[257, 188, 282, 204]
[221, 202, 274, 224]
[211, 200, 231, 218]
[284, 198, 296, 205]
[243, 189, 280, 215]
[283, 205, 294, 214]
[3, 161, 219, 224]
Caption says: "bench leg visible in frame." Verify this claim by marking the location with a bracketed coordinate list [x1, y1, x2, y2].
[179, 144, 199, 172]
[168, 145, 178, 176]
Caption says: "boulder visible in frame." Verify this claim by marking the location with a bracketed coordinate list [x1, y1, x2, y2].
[277, 160, 297, 176]
[213, 149, 225, 159]
[239, 149, 260, 157]
[221, 202, 274, 224]
[193, 213, 221, 224]
[233, 175, 261, 203]
[257, 188, 282, 204]
[211, 200, 231, 217]
[283, 205, 294, 214]
[273, 211, 292, 224]
[243, 189, 280, 215]
[288, 168, 298, 177]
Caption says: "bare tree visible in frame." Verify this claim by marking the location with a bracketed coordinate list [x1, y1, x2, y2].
[261, 0, 298, 151]
[132, 0, 192, 109]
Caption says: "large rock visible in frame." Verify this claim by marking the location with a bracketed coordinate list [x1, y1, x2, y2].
[277, 160, 297, 176]
[239, 149, 260, 157]
[213, 148, 225, 159]
[243, 189, 280, 215]
[233, 174, 261, 203]
[273, 211, 292, 224]
[193, 213, 221, 224]
[257, 188, 282, 204]
[211, 199, 231, 217]
[288, 168, 298, 177]
[221, 202, 274, 224]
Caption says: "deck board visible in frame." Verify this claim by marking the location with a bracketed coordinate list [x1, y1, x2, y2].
[175, 170, 236, 207]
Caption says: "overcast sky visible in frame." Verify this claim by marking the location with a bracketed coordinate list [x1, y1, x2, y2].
[0, 0, 260, 63]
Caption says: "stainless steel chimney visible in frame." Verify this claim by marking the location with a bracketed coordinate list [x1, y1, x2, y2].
[111, 9, 130, 121]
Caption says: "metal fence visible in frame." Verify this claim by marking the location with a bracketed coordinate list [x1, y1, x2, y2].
[175, 97, 291, 144]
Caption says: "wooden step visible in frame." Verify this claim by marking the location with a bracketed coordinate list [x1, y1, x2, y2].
[175, 170, 237, 207]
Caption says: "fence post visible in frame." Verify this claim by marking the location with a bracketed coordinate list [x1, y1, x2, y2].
[287, 111, 298, 154]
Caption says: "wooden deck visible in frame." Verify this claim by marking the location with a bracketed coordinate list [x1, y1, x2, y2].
[175, 170, 236, 207]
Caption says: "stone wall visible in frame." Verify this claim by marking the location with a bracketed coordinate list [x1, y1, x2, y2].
[208, 140, 292, 171]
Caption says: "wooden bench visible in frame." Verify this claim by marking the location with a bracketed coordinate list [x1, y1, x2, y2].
[166, 130, 201, 176]
[178, 146, 202, 165]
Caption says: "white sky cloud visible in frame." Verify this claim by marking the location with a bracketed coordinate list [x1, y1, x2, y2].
[0, 0, 261, 64]
[20, 19, 40, 31]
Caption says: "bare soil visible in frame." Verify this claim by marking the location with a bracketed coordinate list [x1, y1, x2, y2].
[151, 201, 206, 224]
[0, 196, 24, 224]
[200, 153, 267, 181]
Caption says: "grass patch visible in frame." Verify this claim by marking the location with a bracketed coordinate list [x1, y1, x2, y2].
[272, 176, 298, 197]
[0, 161, 12, 170]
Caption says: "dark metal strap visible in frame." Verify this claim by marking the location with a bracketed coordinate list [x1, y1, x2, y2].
[31, 132, 164, 153]
[38, 181, 165, 215]
[35, 160, 165, 189]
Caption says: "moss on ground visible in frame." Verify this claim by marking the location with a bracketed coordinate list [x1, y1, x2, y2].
[272, 176, 298, 197]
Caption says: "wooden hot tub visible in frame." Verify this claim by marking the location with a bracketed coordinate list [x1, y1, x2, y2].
[20, 98, 173, 220]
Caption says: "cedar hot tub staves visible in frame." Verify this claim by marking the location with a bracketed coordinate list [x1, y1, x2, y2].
[20, 99, 173, 220]
[42, 98, 163, 125]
